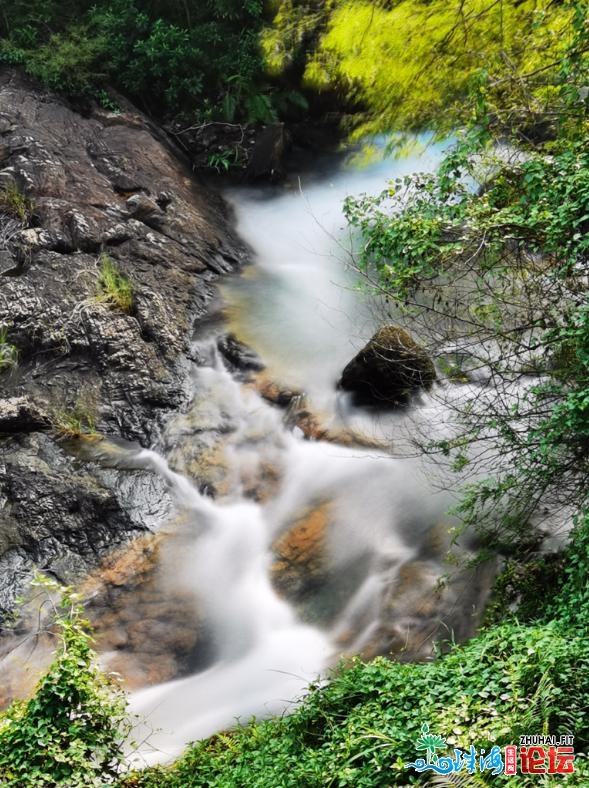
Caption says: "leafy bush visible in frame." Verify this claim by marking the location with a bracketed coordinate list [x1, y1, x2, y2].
[0, 579, 129, 787]
[0, 0, 269, 123]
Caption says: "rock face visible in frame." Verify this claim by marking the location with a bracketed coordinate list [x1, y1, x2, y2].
[0, 67, 246, 618]
[338, 325, 436, 406]
[169, 121, 290, 182]
[0, 396, 50, 433]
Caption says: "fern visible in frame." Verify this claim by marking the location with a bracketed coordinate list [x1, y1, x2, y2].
[519, 672, 555, 738]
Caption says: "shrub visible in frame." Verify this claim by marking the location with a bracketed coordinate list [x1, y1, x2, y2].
[0, 579, 130, 787]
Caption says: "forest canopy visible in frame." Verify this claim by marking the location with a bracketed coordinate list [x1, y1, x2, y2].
[0, 0, 578, 137]
[264, 0, 574, 135]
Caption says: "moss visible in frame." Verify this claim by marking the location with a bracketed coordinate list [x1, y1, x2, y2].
[0, 326, 18, 372]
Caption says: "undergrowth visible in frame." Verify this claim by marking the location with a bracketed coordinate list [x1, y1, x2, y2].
[118, 512, 589, 786]
[0, 578, 129, 787]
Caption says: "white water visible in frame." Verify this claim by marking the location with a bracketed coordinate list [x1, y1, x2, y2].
[223, 136, 449, 412]
[129, 447, 331, 765]
[124, 138, 482, 766]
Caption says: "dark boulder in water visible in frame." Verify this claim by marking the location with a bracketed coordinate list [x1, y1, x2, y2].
[338, 325, 436, 407]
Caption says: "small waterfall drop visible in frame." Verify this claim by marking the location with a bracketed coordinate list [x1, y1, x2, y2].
[127, 446, 331, 765]
[95, 138, 493, 765]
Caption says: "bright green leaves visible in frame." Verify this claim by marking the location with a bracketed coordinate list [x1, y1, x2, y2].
[344, 167, 471, 300]
[0, 579, 129, 787]
[264, 0, 575, 136]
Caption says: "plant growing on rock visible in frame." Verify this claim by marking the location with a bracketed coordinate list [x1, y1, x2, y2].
[52, 391, 100, 439]
[96, 254, 134, 313]
[53, 408, 98, 439]
[0, 326, 18, 372]
[0, 577, 130, 787]
[0, 182, 33, 223]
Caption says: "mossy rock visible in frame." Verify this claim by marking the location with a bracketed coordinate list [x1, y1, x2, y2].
[338, 325, 435, 406]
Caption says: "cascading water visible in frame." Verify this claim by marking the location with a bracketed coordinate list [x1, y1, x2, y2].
[113, 137, 496, 765]
[125, 347, 456, 766]
[128, 444, 331, 765]
[0, 137, 496, 766]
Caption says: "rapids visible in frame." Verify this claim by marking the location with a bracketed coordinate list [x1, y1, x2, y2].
[121, 138, 493, 764]
[0, 137, 496, 767]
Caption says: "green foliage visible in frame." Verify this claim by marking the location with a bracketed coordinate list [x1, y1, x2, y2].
[96, 254, 133, 313]
[121, 610, 589, 786]
[120, 509, 589, 788]
[207, 147, 239, 173]
[0, 182, 33, 223]
[0, 326, 18, 372]
[265, 0, 574, 136]
[547, 509, 589, 636]
[342, 20, 589, 544]
[2, 4, 589, 787]
[0, 578, 129, 786]
[0, 0, 268, 123]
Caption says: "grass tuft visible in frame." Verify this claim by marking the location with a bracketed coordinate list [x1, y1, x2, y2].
[96, 253, 133, 313]
[0, 182, 33, 223]
[53, 398, 99, 439]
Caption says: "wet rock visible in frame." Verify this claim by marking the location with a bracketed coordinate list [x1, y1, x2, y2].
[168, 120, 290, 181]
[271, 502, 331, 602]
[338, 325, 436, 407]
[289, 407, 387, 449]
[83, 534, 208, 690]
[251, 374, 303, 407]
[217, 333, 265, 374]
[245, 124, 289, 182]
[0, 67, 246, 618]
[353, 553, 495, 662]
[252, 375, 388, 449]
[125, 193, 165, 228]
[271, 501, 372, 627]
[0, 432, 145, 618]
[0, 397, 50, 433]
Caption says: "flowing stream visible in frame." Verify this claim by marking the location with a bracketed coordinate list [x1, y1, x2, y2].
[0, 138, 497, 766]
[117, 137, 495, 765]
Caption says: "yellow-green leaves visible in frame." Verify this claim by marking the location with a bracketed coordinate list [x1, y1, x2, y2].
[265, 0, 574, 135]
